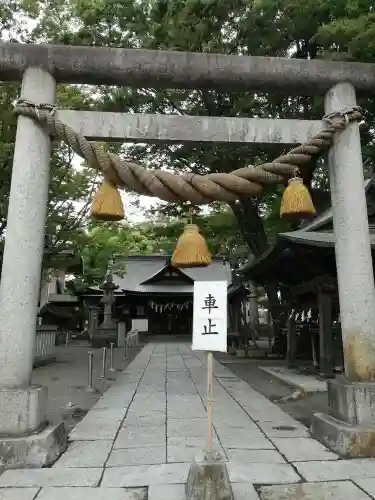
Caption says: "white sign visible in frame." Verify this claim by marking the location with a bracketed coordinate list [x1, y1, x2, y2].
[192, 281, 227, 352]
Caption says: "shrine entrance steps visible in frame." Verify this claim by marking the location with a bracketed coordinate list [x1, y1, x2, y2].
[1, 343, 375, 499]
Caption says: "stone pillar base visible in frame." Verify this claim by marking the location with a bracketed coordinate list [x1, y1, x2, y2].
[0, 385, 47, 435]
[0, 423, 67, 468]
[311, 412, 375, 458]
[311, 378, 375, 458]
[0, 385, 68, 467]
[185, 452, 234, 500]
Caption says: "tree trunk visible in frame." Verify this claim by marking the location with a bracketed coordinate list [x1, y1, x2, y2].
[248, 280, 259, 328]
[230, 199, 286, 355]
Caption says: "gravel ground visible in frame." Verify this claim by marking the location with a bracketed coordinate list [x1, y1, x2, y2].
[31, 341, 143, 433]
[214, 353, 329, 428]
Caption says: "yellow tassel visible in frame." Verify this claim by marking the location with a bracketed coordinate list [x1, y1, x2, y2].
[280, 177, 316, 220]
[91, 180, 125, 221]
[171, 224, 212, 268]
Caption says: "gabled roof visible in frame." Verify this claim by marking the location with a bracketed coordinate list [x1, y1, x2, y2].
[112, 255, 232, 294]
[140, 265, 194, 285]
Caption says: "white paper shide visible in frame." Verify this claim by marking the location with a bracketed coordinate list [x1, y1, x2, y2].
[192, 281, 227, 352]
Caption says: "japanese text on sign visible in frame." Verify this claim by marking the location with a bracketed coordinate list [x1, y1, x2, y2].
[192, 281, 227, 352]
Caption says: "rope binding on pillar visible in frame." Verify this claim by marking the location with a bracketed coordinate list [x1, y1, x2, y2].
[13, 99, 362, 223]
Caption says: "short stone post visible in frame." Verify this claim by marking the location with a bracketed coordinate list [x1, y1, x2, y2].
[117, 321, 126, 348]
[311, 81, 375, 457]
[0, 67, 67, 467]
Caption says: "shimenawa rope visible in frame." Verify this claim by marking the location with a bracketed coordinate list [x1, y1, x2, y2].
[13, 99, 362, 205]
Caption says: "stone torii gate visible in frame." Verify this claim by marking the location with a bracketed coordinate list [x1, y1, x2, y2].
[0, 43, 375, 465]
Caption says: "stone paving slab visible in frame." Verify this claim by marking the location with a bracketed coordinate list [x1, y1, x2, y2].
[167, 436, 222, 450]
[92, 393, 135, 410]
[219, 432, 275, 450]
[213, 415, 257, 427]
[0, 489, 40, 500]
[0, 469, 102, 487]
[243, 410, 297, 423]
[36, 488, 147, 500]
[256, 421, 309, 439]
[167, 408, 207, 419]
[147, 484, 185, 500]
[259, 366, 328, 393]
[101, 463, 190, 487]
[107, 447, 166, 467]
[132, 394, 166, 407]
[167, 417, 208, 436]
[225, 449, 286, 464]
[114, 427, 166, 449]
[69, 409, 126, 441]
[272, 437, 338, 462]
[232, 483, 262, 500]
[131, 402, 166, 412]
[258, 481, 371, 499]
[227, 463, 301, 484]
[354, 478, 375, 497]
[294, 458, 375, 481]
[122, 411, 166, 427]
[148, 483, 261, 500]
[53, 440, 112, 468]
[167, 444, 226, 463]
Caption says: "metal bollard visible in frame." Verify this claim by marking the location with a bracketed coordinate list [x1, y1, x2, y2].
[100, 346, 107, 379]
[109, 342, 116, 372]
[87, 351, 95, 392]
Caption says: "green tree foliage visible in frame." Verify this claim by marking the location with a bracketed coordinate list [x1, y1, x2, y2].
[7, 0, 375, 255]
[30, 0, 357, 260]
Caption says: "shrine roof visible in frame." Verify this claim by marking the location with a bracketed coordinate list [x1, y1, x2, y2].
[241, 229, 375, 286]
[112, 255, 232, 294]
[282, 230, 375, 247]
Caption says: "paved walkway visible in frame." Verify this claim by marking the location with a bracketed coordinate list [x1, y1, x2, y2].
[2, 343, 375, 499]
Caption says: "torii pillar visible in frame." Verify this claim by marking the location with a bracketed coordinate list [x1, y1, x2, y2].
[312, 82, 375, 457]
[0, 68, 67, 467]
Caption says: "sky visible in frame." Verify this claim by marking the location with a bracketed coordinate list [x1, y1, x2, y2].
[123, 194, 157, 223]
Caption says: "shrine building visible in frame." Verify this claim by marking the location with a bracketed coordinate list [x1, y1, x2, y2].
[82, 255, 237, 341]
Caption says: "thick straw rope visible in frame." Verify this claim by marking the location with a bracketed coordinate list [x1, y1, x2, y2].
[13, 100, 362, 204]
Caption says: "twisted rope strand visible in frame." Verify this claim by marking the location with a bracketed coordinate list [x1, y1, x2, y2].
[13, 101, 362, 204]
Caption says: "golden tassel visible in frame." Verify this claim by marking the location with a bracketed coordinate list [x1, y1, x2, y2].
[91, 180, 125, 221]
[280, 177, 316, 220]
[171, 224, 212, 268]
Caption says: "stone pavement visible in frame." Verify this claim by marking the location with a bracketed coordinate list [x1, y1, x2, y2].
[2, 343, 375, 499]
